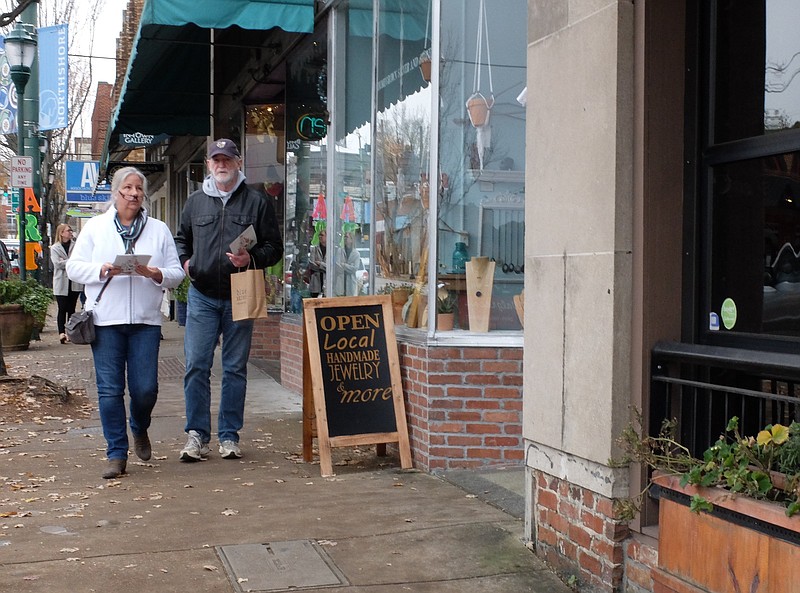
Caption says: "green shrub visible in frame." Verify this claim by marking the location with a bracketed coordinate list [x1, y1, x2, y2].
[0, 278, 53, 326]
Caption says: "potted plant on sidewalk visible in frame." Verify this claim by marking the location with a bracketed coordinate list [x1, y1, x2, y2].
[0, 278, 53, 350]
[173, 276, 189, 326]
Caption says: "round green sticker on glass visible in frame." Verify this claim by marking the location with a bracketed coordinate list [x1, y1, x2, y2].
[721, 298, 737, 330]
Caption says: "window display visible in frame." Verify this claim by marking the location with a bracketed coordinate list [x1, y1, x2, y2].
[435, 0, 527, 331]
[244, 103, 286, 310]
[292, 0, 526, 336]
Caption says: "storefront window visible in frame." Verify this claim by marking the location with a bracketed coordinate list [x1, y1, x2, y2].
[372, 0, 431, 325]
[714, 0, 800, 142]
[711, 151, 800, 337]
[323, 0, 526, 335]
[436, 0, 526, 331]
[245, 103, 287, 310]
[283, 27, 328, 312]
[701, 2, 800, 343]
[330, 0, 374, 299]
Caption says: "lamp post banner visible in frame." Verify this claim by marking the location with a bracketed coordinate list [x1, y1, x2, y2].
[38, 24, 68, 131]
[0, 38, 19, 135]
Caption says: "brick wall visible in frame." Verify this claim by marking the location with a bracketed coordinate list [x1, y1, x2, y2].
[279, 314, 303, 395]
[624, 536, 658, 593]
[532, 470, 635, 593]
[90, 83, 113, 159]
[250, 312, 282, 361]
[399, 343, 523, 471]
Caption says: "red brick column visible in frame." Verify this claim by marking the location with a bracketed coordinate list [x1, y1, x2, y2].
[279, 313, 303, 395]
[532, 471, 636, 592]
[250, 312, 281, 361]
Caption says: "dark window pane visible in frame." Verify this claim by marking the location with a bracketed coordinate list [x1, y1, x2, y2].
[711, 151, 800, 336]
[714, 0, 800, 143]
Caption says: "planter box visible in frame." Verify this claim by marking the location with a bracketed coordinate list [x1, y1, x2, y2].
[652, 473, 800, 593]
[0, 304, 34, 351]
[176, 300, 187, 326]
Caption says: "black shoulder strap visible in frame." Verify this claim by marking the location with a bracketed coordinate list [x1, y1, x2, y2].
[94, 277, 112, 306]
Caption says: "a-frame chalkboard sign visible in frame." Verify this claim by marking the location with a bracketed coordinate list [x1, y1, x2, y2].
[302, 295, 412, 477]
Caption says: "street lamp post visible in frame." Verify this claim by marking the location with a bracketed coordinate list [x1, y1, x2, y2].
[5, 24, 37, 281]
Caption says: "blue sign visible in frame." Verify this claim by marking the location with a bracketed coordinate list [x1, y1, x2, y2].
[66, 161, 111, 203]
[39, 24, 69, 131]
[0, 38, 18, 134]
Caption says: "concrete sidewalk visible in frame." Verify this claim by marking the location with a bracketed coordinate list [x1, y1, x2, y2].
[0, 320, 570, 593]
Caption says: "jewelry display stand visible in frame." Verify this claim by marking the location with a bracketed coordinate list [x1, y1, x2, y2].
[466, 256, 495, 332]
[513, 289, 524, 327]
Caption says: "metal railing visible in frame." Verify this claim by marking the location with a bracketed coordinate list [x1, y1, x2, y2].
[650, 342, 800, 457]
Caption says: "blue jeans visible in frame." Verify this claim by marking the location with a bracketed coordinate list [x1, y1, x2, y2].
[91, 324, 161, 460]
[184, 285, 253, 443]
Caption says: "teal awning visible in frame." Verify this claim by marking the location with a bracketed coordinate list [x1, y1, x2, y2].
[103, 0, 314, 160]
[141, 0, 314, 31]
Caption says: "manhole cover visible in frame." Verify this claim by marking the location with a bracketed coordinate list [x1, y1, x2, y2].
[218, 540, 346, 592]
[158, 357, 185, 380]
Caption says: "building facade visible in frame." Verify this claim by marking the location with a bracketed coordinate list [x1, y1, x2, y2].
[101, 1, 798, 591]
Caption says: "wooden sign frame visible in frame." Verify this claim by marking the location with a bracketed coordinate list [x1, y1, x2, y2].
[302, 295, 412, 477]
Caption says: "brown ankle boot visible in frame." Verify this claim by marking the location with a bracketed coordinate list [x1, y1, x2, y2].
[133, 432, 151, 461]
[102, 458, 127, 479]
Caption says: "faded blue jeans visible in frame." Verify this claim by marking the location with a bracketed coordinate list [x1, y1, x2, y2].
[91, 324, 161, 460]
[183, 285, 253, 444]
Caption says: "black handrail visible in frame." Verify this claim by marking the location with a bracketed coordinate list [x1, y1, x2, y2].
[653, 341, 800, 381]
[650, 341, 800, 458]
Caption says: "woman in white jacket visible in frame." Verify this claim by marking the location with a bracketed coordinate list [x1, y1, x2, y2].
[67, 166, 184, 479]
[50, 223, 83, 343]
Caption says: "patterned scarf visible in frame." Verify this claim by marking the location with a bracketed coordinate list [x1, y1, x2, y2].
[114, 207, 148, 254]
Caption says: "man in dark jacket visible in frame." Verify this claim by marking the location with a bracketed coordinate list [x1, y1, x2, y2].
[175, 138, 282, 461]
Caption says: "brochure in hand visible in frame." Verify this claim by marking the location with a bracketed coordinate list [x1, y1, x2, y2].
[230, 225, 257, 254]
[113, 254, 152, 275]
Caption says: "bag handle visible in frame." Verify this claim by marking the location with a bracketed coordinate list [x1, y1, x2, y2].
[95, 277, 112, 303]
[86, 276, 112, 311]
[236, 255, 256, 272]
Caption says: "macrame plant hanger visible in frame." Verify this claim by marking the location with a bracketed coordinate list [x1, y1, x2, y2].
[466, 0, 494, 169]
[419, 1, 432, 82]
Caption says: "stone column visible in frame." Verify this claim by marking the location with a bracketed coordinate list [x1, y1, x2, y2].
[523, 1, 635, 589]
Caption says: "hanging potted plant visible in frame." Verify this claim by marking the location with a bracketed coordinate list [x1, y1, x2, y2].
[466, 0, 494, 169]
[418, 2, 432, 83]
[419, 49, 432, 83]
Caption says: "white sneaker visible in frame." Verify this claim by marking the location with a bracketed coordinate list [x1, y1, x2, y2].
[180, 430, 209, 462]
[218, 440, 242, 459]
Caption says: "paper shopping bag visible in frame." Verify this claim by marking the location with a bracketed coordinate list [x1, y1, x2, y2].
[231, 268, 268, 321]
